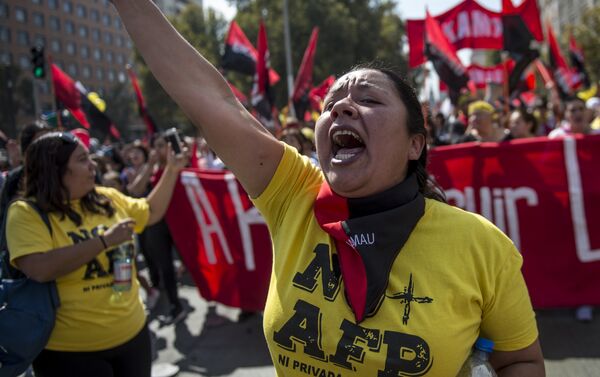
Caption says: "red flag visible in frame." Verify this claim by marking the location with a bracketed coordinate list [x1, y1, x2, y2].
[424, 9, 469, 103]
[292, 27, 319, 102]
[569, 34, 591, 89]
[221, 20, 280, 85]
[126, 66, 158, 137]
[251, 21, 275, 128]
[309, 75, 335, 112]
[547, 23, 574, 98]
[126, 67, 157, 135]
[50, 63, 90, 129]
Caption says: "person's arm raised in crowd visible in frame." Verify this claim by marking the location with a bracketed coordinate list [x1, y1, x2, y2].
[112, 0, 284, 198]
[14, 218, 136, 282]
[146, 145, 188, 225]
[126, 150, 158, 197]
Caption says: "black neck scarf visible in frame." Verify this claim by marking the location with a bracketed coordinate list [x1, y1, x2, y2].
[314, 174, 425, 323]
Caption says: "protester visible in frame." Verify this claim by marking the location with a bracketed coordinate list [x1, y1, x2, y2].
[114, 1, 544, 375]
[548, 97, 595, 138]
[278, 127, 319, 166]
[506, 108, 538, 140]
[6, 131, 188, 377]
[586, 97, 600, 130]
[460, 100, 510, 143]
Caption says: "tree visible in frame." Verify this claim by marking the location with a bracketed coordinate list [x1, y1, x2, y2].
[103, 80, 136, 139]
[571, 7, 600, 84]
[0, 65, 34, 138]
[229, 0, 407, 107]
[134, 5, 228, 135]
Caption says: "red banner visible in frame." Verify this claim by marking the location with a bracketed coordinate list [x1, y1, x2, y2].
[164, 169, 272, 311]
[166, 136, 600, 310]
[429, 136, 600, 308]
[407, 0, 543, 68]
[467, 63, 504, 89]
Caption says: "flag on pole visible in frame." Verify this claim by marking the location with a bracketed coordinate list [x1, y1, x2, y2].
[76, 81, 121, 140]
[547, 23, 575, 98]
[424, 9, 469, 104]
[221, 20, 280, 84]
[569, 34, 591, 90]
[309, 75, 335, 113]
[51, 63, 90, 129]
[250, 21, 275, 129]
[292, 27, 319, 119]
[126, 66, 158, 137]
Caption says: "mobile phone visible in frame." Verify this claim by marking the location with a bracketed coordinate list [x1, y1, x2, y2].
[164, 128, 183, 155]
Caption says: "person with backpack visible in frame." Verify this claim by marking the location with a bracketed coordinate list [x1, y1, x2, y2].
[5, 132, 188, 377]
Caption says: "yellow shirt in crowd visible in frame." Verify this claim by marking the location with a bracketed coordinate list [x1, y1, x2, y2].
[253, 145, 538, 377]
[7, 187, 149, 352]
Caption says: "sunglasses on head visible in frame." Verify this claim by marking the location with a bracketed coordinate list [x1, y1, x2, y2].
[55, 132, 78, 144]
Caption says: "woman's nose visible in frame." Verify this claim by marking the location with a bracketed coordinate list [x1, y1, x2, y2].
[331, 99, 358, 120]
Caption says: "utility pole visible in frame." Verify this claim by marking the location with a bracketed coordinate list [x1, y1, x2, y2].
[282, 0, 296, 118]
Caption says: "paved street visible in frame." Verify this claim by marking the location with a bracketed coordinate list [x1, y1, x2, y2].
[151, 276, 600, 377]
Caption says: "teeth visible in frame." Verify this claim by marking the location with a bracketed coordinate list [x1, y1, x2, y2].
[333, 152, 355, 161]
[332, 129, 363, 145]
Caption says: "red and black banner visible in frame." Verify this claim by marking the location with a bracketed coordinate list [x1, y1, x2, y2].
[569, 34, 591, 90]
[547, 23, 575, 99]
[251, 21, 275, 128]
[424, 10, 469, 103]
[292, 27, 319, 119]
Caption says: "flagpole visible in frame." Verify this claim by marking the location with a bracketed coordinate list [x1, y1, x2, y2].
[282, 0, 296, 118]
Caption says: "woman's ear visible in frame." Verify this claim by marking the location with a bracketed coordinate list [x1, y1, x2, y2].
[408, 133, 426, 161]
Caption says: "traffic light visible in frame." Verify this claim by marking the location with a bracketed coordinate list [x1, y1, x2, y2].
[30, 46, 46, 79]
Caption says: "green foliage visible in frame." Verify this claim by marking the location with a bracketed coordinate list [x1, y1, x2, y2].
[232, 0, 407, 107]
[103, 80, 136, 140]
[571, 7, 600, 84]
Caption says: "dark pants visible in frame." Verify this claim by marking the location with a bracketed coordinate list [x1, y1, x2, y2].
[138, 219, 181, 311]
[33, 324, 151, 377]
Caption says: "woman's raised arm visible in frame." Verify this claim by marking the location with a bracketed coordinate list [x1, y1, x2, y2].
[112, 0, 284, 197]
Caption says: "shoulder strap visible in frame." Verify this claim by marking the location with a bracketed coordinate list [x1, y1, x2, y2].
[0, 199, 53, 279]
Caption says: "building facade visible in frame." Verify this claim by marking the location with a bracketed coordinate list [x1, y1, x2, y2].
[154, 0, 203, 17]
[0, 0, 134, 126]
[539, 0, 600, 35]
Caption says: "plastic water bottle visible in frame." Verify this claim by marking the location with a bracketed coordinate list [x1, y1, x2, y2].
[456, 337, 498, 377]
[113, 239, 134, 293]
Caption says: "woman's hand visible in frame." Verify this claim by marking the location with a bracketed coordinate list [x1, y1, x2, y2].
[103, 218, 136, 247]
[165, 143, 190, 173]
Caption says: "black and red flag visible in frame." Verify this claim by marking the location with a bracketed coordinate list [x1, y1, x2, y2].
[221, 20, 280, 85]
[308, 75, 335, 113]
[126, 66, 158, 137]
[501, 0, 541, 96]
[251, 21, 275, 129]
[424, 9, 469, 104]
[569, 34, 591, 90]
[292, 27, 319, 120]
[547, 23, 575, 99]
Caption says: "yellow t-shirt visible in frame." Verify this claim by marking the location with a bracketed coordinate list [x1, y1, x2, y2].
[253, 145, 538, 377]
[7, 187, 150, 352]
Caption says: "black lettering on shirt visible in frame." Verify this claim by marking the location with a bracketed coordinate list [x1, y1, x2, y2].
[330, 319, 381, 370]
[378, 331, 432, 376]
[273, 299, 326, 361]
[292, 244, 341, 301]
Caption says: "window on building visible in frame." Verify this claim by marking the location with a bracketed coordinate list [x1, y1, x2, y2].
[91, 28, 100, 41]
[103, 32, 112, 45]
[105, 51, 113, 63]
[0, 27, 10, 43]
[78, 25, 88, 38]
[39, 81, 50, 95]
[102, 13, 110, 26]
[96, 67, 103, 80]
[113, 18, 121, 30]
[34, 34, 45, 47]
[63, 1, 72, 14]
[47, 0, 58, 10]
[19, 55, 30, 69]
[31, 0, 42, 5]
[107, 69, 115, 82]
[115, 35, 123, 47]
[65, 20, 74, 34]
[118, 71, 126, 83]
[90, 9, 99, 22]
[76, 4, 86, 18]
[15, 7, 27, 23]
[17, 31, 29, 46]
[51, 39, 61, 52]
[80, 45, 89, 59]
[0, 4, 9, 19]
[66, 41, 76, 55]
[93, 48, 102, 61]
[0, 52, 12, 65]
[32, 12, 44, 27]
[67, 63, 77, 76]
[49, 16, 60, 31]
[82, 65, 91, 79]
[115, 53, 124, 65]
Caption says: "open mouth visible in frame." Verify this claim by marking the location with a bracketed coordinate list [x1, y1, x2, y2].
[331, 129, 365, 163]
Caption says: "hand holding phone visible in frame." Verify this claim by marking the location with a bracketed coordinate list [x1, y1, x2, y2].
[164, 128, 183, 155]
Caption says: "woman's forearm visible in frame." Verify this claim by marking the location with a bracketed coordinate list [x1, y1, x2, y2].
[146, 167, 179, 225]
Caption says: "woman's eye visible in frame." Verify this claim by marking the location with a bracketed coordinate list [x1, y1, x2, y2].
[361, 98, 378, 104]
[324, 102, 334, 111]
